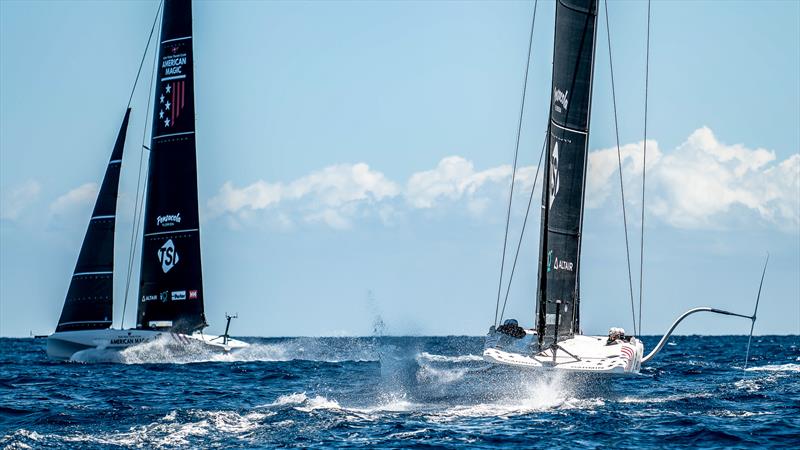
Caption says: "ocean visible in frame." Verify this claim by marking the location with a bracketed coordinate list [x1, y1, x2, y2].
[1, 335, 798, 448]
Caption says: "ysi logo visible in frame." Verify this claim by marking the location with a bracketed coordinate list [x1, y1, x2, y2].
[549, 142, 560, 209]
[158, 239, 179, 273]
[156, 213, 181, 227]
[553, 87, 569, 113]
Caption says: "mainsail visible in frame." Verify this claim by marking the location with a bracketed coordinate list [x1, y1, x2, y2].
[56, 109, 131, 332]
[536, 0, 598, 344]
[137, 0, 206, 333]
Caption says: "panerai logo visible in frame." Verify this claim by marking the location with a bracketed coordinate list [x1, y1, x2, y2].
[156, 213, 181, 227]
[547, 250, 574, 272]
[548, 142, 560, 209]
[158, 239, 179, 273]
[553, 87, 569, 112]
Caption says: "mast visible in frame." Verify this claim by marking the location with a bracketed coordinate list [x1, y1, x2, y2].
[56, 109, 131, 332]
[536, 0, 598, 345]
[136, 0, 207, 333]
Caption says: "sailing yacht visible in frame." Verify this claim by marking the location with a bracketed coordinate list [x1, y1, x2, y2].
[483, 0, 759, 374]
[47, 0, 248, 360]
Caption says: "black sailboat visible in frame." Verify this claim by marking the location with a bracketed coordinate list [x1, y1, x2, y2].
[48, 0, 247, 360]
[483, 0, 761, 374]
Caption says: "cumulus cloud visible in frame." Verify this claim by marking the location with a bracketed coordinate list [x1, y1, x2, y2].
[208, 127, 798, 231]
[0, 180, 41, 221]
[588, 127, 799, 230]
[207, 163, 399, 229]
[49, 183, 98, 216]
[405, 156, 512, 208]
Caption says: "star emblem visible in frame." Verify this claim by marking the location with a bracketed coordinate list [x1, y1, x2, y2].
[165, 84, 171, 94]
[159, 110, 164, 119]
[160, 94, 164, 104]
[164, 117, 170, 127]
[165, 101, 171, 111]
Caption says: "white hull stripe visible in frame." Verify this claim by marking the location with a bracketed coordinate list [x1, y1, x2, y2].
[550, 120, 588, 135]
[91, 215, 115, 220]
[73, 271, 112, 277]
[161, 36, 192, 44]
[153, 131, 194, 140]
[108, 159, 122, 164]
[57, 320, 112, 326]
[145, 228, 199, 237]
[161, 75, 186, 81]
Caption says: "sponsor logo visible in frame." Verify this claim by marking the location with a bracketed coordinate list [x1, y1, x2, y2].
[171, 290, 187, 301]
[109, 337, 148, 346]
[158, 239, 180, 273]
[553, 87, 569, 113]
[547, 250, 574, 272]
[189, 290, 198, 299]
[142, 294, 158, 302]
[548, 142, 560, 209]
[159, 291, 169, 302]
[162, 55, 187, 76]
[156, 213, 181, 227]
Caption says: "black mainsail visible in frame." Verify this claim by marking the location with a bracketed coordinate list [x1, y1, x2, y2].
[136, 0, 206, 333]
[56, 109, 131, 332]
[536, 0, 598, 345]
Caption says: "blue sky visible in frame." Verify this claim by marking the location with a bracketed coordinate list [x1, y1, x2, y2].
[1, 0, 798, 337]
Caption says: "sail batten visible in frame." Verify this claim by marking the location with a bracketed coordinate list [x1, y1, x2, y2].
[536, 0, 598, 344]
[136, 0, 206, 334]
[55, 109, 131, 333]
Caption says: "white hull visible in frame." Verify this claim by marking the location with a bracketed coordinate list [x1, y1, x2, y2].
[483, 331, 643, 375]
[47, 328, 249, 361]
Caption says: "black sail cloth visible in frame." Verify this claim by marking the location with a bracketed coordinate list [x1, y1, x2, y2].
[536, 0, 598, 345]
[137, 0, 206, 333]
[56, 109, 131, 332]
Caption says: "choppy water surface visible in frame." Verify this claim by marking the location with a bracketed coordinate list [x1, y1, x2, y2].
[1, 335, 798, 448]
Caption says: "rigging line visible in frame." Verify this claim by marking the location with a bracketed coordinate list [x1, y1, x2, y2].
[603, 0, 637, 336]
[120, 8, 161, 330]
[127, 1, 163, 109]
[743, 253, 768, 370]
[638, 0, 651, 335]
[499, 133, 547, 323]
[494, 0, 539, 327]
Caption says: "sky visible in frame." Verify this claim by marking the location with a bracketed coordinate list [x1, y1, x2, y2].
[1, 0, 798, 338]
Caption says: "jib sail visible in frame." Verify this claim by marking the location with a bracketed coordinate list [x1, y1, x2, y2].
[56, 109, 131, 332]
[137, 0, 206, 333]
[536, 0, 598, 344]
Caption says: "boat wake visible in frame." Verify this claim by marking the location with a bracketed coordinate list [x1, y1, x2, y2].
[69, 336, 381, 364]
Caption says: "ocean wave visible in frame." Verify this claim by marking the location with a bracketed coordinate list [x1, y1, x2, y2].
[416, 352, 485, 363]
[259, 392, 417, 415]
[617, 393, 713, 404]
[745, 363, 800, 372]
[262, 392, 342, 412]
[1, 410, 270, 449]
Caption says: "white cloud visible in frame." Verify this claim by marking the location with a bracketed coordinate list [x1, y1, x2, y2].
[0, 180, 41, 220]
[207, 127, 798, 232]
[405, 156, 513, 208]
[49, 183, 98, 216]
[207, 163, 399, 229]
[588, 127, 799, 230]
